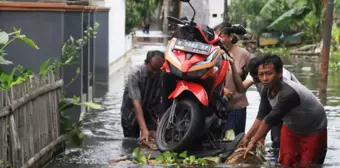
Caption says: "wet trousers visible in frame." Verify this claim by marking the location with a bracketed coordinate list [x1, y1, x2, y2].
[279, 124, 327, 167]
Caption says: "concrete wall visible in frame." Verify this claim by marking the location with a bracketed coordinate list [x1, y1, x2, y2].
[0, 12, 63, 73]
[0, 4, 110, 121]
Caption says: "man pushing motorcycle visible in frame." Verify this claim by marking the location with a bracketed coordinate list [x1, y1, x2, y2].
[120, 50, 165, 141]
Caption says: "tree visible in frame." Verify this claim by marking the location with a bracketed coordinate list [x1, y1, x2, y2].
[125, 0, 162, 35]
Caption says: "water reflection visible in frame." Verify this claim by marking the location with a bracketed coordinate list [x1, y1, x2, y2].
[46, 49, 340, 167]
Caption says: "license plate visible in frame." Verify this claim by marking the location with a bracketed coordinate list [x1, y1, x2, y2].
[173, 39, 212, 55]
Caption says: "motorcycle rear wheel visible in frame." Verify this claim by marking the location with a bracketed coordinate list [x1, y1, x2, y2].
[156, 99, 205, 152]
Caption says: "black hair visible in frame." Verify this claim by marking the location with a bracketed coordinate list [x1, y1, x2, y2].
[259, 54, 283, 73]
[231, 34, 238, 44]
[247, 54, 265, 83]
[145, 50, 164, 64]
[248, 54, 283, 83]
[214, 22, 232, 35]
[214, 22, 238, 44]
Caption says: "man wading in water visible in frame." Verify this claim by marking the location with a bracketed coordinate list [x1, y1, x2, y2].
[231, 54, 300, 150]
[242, 54, 328, 167]
[120, 50, 164, 141]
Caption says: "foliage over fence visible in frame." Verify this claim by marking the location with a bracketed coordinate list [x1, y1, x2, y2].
[0, 71, 63, 168]
[0, 21, 102, 167]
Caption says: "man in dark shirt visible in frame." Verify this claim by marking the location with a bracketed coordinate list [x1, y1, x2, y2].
[120, 50, 164, 141]
[242, 54, 328, 167]
[231, 54, 300, 149]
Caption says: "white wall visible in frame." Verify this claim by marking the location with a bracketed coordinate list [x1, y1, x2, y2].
[208, 0, 224, 28]
[181, 0, 224, 29]
[180, 0, 209, 25]
[125, 34, 132, 53]
[104, 0, 127, 65]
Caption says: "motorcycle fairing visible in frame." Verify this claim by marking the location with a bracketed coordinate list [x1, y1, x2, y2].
[164, 38, 223, 73]
[211, 59, 229, 97]
[195, 24, 220, 44]
[168, 80, 209, 106]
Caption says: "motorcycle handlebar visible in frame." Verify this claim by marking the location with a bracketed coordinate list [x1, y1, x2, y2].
[167, 16, 185, 25]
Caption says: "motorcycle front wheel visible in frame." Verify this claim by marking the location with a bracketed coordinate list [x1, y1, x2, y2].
[156, 99, 205, 152]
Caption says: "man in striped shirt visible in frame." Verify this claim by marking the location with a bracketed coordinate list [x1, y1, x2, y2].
[120, 50, 164, 141]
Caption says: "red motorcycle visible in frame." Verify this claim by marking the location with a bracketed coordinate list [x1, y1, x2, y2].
[156, 0, 247, 152]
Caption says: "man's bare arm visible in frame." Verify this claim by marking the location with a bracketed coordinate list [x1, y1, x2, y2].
[229, 57, 253, 93]
[127, 72, 148, 133]
[245, 119, 262, 139]
[132, 100, 148, 132]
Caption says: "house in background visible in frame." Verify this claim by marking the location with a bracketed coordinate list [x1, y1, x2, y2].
[94, 0, 133, 97]
[179, 0, 224, 29]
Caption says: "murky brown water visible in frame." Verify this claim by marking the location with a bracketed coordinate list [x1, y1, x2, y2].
[46, 45, 340, 168]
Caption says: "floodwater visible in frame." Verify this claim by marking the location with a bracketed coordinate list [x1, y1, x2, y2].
[46, 45, 340, 168]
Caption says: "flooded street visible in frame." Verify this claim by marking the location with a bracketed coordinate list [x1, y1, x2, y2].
[46, 45, 340, 168]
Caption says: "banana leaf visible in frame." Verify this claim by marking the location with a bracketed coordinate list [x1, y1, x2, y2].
[268, 5, 311, 29]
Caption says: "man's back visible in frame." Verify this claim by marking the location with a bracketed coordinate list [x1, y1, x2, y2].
[121, 64, 162, 127]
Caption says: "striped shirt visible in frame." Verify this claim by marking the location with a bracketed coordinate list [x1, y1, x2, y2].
[120, 64, 163, 128]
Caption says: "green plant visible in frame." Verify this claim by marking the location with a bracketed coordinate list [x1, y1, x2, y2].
[39, 23, 99, 76]
[330, 51, 340, 71]
[47, 23, 101, 146]
[332, 27, 340, 51]
[131, 148, 208, 167]
[263, 46, 292, 57]
[0, 160, 10, 168]
[59, 96, 101, 146]
[229, 0, 325, 44]
[0, 23, 101, 147]
[125, 0, 142, 35]
[125, 0, 162, 35]
[132, 147, 151, 164]
[0, 65, 33, 91]
[0, 27, 39, 65]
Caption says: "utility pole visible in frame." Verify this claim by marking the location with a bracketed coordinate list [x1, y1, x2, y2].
[224, 0, 228, 21]
[162, 0, 169, 46]
[319, 0, 334, 104]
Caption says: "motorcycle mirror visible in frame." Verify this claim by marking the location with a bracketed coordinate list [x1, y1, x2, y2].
[232, 24, 247, 35]
[179, 0, 195, 23]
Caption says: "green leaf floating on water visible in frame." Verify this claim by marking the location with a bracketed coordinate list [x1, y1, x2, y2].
[179, 151, 187, 158]
[79, 102, 101, 109]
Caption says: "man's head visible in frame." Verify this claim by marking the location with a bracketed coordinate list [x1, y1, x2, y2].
[214, 22, 237, 46]
[247, 54, 265, 83]
[256, 54, 283, 89]
[144, 50, 165, 77]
